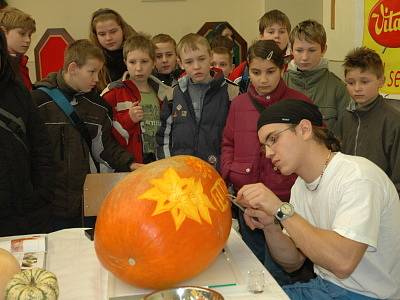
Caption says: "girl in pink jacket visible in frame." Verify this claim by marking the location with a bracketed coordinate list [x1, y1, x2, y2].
[221, 40, 312, 285]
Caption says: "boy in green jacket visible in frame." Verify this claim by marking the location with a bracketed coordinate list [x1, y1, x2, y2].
[284, 19, 350, 134]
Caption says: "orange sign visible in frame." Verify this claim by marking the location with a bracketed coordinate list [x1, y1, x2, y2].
[368, 0, 400, 48]
[364, 0, 400, 94]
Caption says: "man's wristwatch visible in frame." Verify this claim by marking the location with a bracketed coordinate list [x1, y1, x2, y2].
[275, 202, 294, 222]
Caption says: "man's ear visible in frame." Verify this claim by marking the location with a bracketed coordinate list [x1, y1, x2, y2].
[297, 119, 313, 140]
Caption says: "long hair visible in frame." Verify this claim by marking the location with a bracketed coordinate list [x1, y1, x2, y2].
[247, 39, 285, 69]
[89, 8, 136, 50]
[312, 126, 341, 152]
[89, 8, 136, 90]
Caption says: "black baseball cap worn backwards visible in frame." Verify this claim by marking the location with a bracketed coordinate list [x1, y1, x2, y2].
[257, 99, 323, 131]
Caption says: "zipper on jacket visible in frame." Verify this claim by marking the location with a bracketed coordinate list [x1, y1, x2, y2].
[354, 112, 361, 155]
[60, 126, 65, 160]
[81, 136, 87, 158]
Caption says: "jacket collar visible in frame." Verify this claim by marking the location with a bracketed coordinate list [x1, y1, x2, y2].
[287, 58, 329, 87]
[347, 94, 383, 113]
[121, 71, 173, 101]
[247, 79, 288, 106]
[56, 71, 90, 101]
[288, 57, 329, 73]
[178, 67, 226, 93]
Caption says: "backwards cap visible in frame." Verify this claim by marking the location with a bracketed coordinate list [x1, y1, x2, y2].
[257, 99, 323, 131]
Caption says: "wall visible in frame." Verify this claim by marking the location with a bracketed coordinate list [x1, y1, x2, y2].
[9, 0, 266, 81]
[322, 0, 364, 61]
[266, 0, 323, 27]
[322, 0, 364, 80]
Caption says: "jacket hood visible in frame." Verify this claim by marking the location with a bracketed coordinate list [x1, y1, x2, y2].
[35, 71, 59, 89]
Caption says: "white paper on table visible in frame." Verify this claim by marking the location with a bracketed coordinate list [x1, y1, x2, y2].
[0, 235, 47, 269]
[0, 235, 46, 253]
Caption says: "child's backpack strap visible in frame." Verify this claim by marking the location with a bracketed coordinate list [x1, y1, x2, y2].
[0, 107, 28, 152]
[38, 86, 100, 172]
[38, 87, 76, 123]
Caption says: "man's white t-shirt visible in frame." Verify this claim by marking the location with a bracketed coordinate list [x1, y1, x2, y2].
[290, 152, 400, 299]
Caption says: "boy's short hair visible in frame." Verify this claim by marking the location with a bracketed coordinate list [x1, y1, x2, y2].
[152, 33, 176, 48]
[123, 33, 155, 61]
[63, 39, 105, 71]
[210, 35, 233, 52]
[259, 9, 291, 35]
[211, 47, 232, 62]
[176, 33, 211, 58]
[0, 6, 36, 32]
[290, 19, 326, 51]
[343, 47, 384, 78]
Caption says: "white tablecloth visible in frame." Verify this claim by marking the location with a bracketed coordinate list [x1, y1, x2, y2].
[45, 228, 289, 300]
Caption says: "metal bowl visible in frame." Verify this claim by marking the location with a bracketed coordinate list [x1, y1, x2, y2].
[144, 286, 224, 300]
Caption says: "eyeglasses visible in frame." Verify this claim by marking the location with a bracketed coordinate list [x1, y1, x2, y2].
[261, 126, 294, 151]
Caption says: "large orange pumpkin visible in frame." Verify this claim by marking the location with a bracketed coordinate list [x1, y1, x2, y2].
[94, 155, 232, 289]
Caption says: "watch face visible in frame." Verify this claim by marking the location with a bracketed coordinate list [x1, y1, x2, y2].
[281, 203, 293, 215]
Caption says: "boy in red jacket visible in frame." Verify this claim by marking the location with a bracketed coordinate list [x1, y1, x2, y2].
[102, 34, 173, 163]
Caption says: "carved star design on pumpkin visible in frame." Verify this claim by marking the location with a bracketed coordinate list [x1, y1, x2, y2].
[138, 168, 216, 230]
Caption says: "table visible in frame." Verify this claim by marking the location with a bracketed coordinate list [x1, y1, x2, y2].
[44, 228, 289, 300]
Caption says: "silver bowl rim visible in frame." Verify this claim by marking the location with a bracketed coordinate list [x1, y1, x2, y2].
[144, 285, 224, 299]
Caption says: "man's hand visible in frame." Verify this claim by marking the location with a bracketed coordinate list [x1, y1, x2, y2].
[237, 183, 282, 216]
[130, 162, 145, 171]
[129, 101, 144, 123]
[243, 207, 276, 230]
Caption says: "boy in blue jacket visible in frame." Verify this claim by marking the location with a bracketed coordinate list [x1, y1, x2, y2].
[156, 33, 237, 168]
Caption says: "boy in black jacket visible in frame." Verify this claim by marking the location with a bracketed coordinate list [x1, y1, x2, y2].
[0, 31, 54, 236]
[31, 40, 139, 231]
